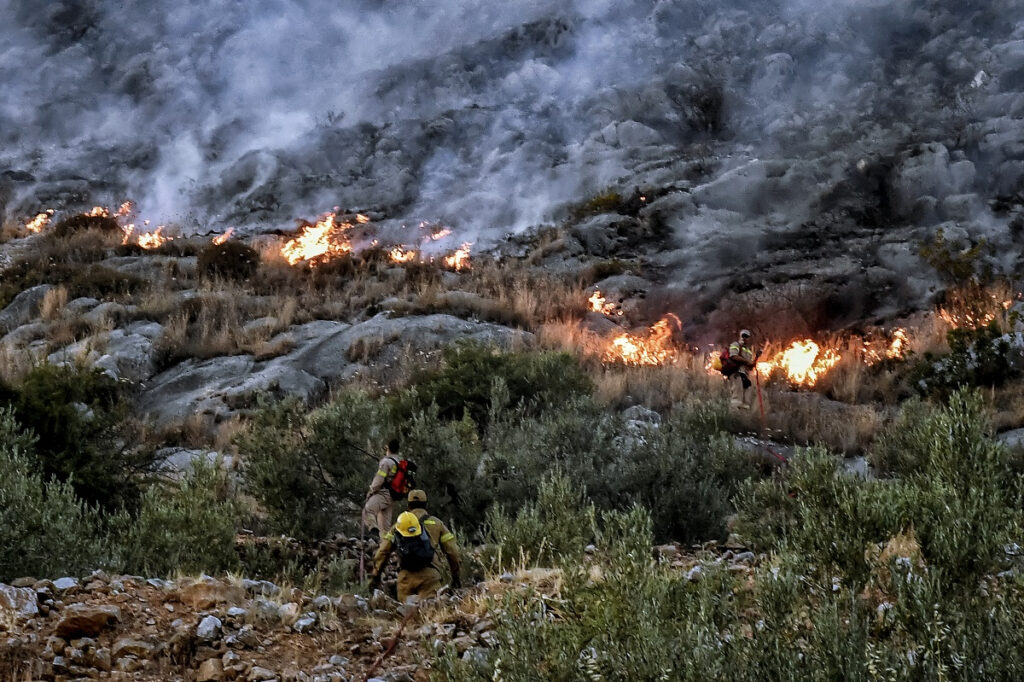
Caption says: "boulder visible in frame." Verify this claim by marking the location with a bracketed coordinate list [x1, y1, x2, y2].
[196, 615, 223, 640]
[111, 638, 154, 660]
[55, 604, 121, 638]
[0, 583, 39, 620]
[176, 577, 246, 610]
[0, 284, 54, 335]
[198, 657, 225, 681]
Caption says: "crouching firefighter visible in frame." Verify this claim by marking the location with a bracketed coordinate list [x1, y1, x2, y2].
[362, 439, 416, 540]
[369, 489, 462, 603]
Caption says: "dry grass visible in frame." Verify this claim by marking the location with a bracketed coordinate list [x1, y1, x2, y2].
[731, 390, 886, 454]
[592, 361, 724, 411]
[39, 285, 69, 320]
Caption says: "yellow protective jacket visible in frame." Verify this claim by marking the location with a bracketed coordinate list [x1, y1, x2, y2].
[373, 507, 461, 578]
[728, 341, 755, 368]
[367, 455, 399, 498]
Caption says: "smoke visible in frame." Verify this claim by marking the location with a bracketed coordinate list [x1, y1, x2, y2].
[2, 0, 1024, 273]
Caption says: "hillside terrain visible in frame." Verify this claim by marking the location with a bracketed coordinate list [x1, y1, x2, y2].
[3, 1, 1024, 680]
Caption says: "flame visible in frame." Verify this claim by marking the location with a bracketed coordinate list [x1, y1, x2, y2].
[429, 228, 453, 241]
[212, 227, 234, 245]
[603, 314, 681, 366]
[444, 243, 472, 271]
[356, 213, 370, 224]
[87, 206, 110, 217]
[389, 247, 418, 263]
[136, 226, 170, 250]
[756, 340, 841, 387]
[25, 210, 54, 233]
[116, 201, 134, 217]
[281, 213, 354, 266]
[588, 289, 621, 316]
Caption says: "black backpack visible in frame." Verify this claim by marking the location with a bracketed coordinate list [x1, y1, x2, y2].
[396, 527, 435, 571]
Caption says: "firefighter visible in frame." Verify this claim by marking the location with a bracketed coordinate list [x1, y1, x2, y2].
[361, 439, 410, 540]
[369, 489, 462, 603]
[725, 329, 758, 409]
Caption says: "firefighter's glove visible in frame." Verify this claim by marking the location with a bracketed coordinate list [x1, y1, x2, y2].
[368, 574, 382, 591]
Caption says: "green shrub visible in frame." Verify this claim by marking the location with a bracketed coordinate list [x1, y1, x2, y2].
[909, 322, 1019, 397]
[396, 343, 593, 427]
[484, 471, 597, 569]
[117, 461, 241, 577]
[0, 408, 110, 581]
[197, 240, 260, 281]
[238, 393, 387, 540]
[737, 390, 1020, 585]
[1, 364, 152, 511]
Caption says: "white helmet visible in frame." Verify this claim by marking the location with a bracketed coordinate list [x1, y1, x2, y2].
[740, 329, 752, 339]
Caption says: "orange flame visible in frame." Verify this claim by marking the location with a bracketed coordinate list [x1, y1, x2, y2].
[116, 201, 133, 217]
[588, 289, 621, 316]
[136, 226, 171, 250]
[428, 228, 453, 241]
[212, 227, 234, 245]
[87, 206, 110, 217]
[281, 213, 354, 266]
[389, 247, 418, 263]
[603, 314, 681, 366]
[25, 210, 54, 233]
[356, 213, 370, 224]
[756, 340, 841, 387]
[444, 243, 472, 271]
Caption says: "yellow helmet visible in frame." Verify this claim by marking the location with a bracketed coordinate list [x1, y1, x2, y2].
[396, 511, 422, 538]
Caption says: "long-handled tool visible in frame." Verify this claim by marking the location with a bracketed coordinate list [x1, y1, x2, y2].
[755, 367, 766, 431]
[359, 520, 367, 584]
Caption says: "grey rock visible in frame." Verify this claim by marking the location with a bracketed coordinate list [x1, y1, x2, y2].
[53, 577, 80, 592]
[312, 595, 332, 611]
[226, 606, 248, 619]
[156, 448, 234, 481]
[621, 405, 661, 425]
[0, 584, 39, 620]
[196, 615, 223, 640]
[0, 285, 53, 335]
[293, 615, 317, 633]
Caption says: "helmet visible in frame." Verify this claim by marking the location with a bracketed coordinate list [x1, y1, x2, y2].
[740, 329, 752, 339]
[408, 489, 427, 503]
[396, 511, 422, 538]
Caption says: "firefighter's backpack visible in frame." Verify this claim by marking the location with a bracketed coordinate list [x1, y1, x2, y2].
[713, 350, 738, 374]
[387, 459, 416, 498]
[396, 527, 435, 571]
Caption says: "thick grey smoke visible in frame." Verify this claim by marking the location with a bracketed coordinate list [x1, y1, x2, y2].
[2, 0, 1024, 289]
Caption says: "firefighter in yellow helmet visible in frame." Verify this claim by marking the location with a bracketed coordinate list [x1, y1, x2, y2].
[369, 490, 462, 603]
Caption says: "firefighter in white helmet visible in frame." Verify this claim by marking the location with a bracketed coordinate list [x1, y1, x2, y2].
[723, 329, 758, 409]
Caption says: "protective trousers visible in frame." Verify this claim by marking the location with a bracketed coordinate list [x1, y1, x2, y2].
[362, 491, 393, 540]
[397, 567, 443, 603]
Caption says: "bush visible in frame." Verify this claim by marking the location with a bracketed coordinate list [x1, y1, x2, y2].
[484, 470, 597, 569]
[238, 393, 387, 540]
[910, 322, 1019, 398]
[198, 240, 260, 281]
[0, 364, 152, 511]
[396, 343, 593, 427]
[50, 213, 121, 238]
[0, 408, 110, 581]
[737, 390, 1020, 585]
[117, 461, 241, 577]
